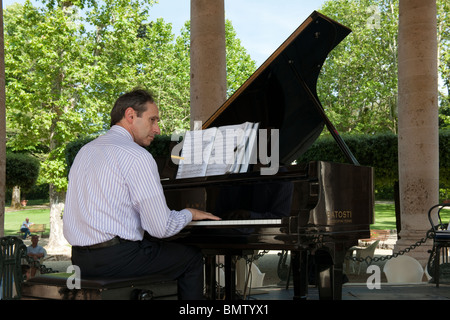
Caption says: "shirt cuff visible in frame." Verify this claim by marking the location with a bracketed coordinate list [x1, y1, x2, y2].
[180, 209, 194, 224]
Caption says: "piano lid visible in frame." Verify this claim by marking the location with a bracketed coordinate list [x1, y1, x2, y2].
[203, 11, 359, 166]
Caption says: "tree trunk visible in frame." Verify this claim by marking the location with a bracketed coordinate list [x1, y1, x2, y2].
[10, 185, 21, 209]
[46, 184, 70, 256]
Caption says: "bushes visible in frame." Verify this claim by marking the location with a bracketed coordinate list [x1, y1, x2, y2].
[65, 135, 97, 171]
[64, 134, 175, 172]
[439, 130, 450, 187]
[297, 130, 450, 199]
[5, 153, 40, 189]
[65, 130, 450, 200]
[6, 153, 40, 208]
[297, 132, 398, 188]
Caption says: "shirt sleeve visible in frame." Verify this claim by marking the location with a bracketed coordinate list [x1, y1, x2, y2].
[127, 151, 192, 238]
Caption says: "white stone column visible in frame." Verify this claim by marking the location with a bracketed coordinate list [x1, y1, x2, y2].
[396, 0, 438, 265]
[190, 0, 227, 129]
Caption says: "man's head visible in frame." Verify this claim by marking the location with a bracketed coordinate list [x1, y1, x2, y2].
[111, 89, 161, 147]
[31, 235, 39, 247]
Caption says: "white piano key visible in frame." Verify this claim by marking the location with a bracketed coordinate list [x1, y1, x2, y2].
[187, 219, 282, 227]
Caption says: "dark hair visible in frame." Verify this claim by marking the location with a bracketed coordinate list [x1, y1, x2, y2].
[110, 88, 155, 127]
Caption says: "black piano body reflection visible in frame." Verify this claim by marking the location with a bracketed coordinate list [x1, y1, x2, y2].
[161, 11, 374, 300]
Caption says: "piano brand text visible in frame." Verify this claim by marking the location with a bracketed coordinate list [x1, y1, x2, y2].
[327, 210, 353, 223]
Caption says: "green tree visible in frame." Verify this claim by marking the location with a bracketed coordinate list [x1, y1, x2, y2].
[5, 1, 256, 190]
[224, 20, 258, 96]
[5, 1, 98, 191]
[5, 0, 102, 248]
[317, 0, 449, 134]
[171, 20, 257, 126]
[5, 153, 40, 209]
[4, 0, 256, 245]
[438, 0, 450, 129]
[318, 0, 399, 134]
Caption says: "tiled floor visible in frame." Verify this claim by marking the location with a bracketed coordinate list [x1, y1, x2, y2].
[245, 283, 450, 300]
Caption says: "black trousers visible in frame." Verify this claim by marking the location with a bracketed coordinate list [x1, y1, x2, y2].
[71, 238, 204, 300]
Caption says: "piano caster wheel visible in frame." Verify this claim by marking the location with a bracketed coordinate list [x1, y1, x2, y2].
[131, 289, 154, 300]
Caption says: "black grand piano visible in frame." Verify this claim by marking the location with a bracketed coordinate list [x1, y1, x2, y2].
[161, 11, 374, 300]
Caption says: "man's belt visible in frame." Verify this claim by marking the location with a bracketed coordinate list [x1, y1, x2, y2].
[74, 237, 132, 250]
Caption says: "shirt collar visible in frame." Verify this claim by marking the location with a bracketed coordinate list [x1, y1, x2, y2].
[110, 125, 133, 141]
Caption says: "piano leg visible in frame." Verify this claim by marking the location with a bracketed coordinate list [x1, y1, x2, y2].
[204, 255, 216, 300]
[224, 255, 237, 300]
[333, 263, 343, 300]
[291, 250, 308, 300]
[315, 249, 344, 300]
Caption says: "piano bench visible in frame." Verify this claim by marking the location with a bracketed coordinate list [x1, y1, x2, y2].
[21, 272, 177, 300]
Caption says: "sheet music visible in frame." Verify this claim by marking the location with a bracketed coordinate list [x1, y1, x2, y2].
[205, 123, 250, 176]
[176, 122, 258, 179]
[176, 127, 217, 179]
[238, 123, 259, 173]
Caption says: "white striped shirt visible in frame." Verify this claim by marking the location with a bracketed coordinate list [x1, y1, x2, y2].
[63, 125, 192, 246]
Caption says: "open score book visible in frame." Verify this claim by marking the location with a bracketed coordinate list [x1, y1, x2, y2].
[175, 122, 259, 179]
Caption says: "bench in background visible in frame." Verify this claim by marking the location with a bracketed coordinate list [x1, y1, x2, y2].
[19, 224, 46, 237]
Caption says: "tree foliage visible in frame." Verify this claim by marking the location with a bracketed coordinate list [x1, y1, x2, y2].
[317, 0, 399, 134]
[5, 153, 40, 209]
[5, 0, 101, 191]
[317, 0, 450, 134]
[5, 153, 40, 189]
[437, 0, 450, 129]
[4, 0, 256, 192]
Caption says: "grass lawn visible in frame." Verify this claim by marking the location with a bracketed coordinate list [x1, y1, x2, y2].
[371, 202, 450, 230]
[4, 207, 51, 236]
[371, 202, 398, 230]
[3, 202, 449, 236]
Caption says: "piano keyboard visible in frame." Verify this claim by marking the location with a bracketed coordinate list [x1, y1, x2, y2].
[187, 219, 282, 227]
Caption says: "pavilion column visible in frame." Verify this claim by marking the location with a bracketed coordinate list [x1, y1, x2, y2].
[0, 2, 6, 237]
[190, 0, 227, 129]
[395, 0, 438, 265]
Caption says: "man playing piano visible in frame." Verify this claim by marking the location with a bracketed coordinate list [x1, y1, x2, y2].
[63, 88, 220, 300]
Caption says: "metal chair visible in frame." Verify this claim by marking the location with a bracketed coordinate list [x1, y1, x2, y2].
[0, 236, 28, 299]
[427, 203, 450, 287]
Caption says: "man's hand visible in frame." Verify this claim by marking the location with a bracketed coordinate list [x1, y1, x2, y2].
[187, 208, 221, 221]
[28, 253, 43, 261]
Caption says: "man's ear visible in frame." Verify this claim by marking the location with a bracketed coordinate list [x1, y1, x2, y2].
[124, 107, 135, 123]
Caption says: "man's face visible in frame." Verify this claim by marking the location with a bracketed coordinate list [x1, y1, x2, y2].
[130, 102, 161, 147]
[31, 236, 39, 246]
